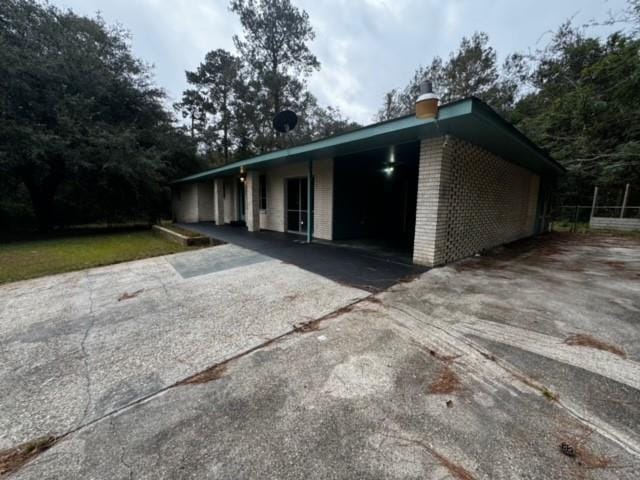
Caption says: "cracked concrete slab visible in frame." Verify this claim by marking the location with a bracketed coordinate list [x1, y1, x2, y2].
[0, 243, 368, 449]
[3, 233, 640, 479]
[11, 291, 640, 479]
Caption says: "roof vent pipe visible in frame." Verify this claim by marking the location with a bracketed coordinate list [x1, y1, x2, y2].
[415, 80, 439, 119]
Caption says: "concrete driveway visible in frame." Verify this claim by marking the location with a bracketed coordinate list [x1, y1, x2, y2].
[2, 233, 640, 479]
[0, 243, 368, 450]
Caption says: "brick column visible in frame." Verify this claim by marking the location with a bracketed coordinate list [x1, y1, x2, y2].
[245, 171, 260, 232]
[213, 178, 224, 225]
[412, 136, 452, 267]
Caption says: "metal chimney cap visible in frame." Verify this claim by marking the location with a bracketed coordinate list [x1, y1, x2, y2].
[417, 80, 438, 102]
[420, 80, 433, 95]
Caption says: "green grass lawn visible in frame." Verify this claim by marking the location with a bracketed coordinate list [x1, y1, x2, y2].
[0, 230, 194, 285]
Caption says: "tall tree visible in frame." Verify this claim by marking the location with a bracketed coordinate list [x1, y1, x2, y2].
[230, 0, 320, 150]
[377, 32, 523, 120]
[512, 21, 640, 204]
[177, 49, 242, 165]
[0, 0, 200, 230]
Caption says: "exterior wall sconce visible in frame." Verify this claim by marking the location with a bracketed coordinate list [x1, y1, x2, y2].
[383, 145, 396, 175]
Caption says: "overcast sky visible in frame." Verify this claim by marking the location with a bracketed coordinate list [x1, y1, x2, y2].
[52, 0, 627, 124]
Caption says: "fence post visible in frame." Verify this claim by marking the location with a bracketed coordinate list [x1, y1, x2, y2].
[590, 186, 598, 219]
[620, 183, 630, 219]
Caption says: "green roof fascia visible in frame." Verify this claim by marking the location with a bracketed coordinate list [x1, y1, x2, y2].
[170, 99, 472, 185]
[171, 97, 564, 185]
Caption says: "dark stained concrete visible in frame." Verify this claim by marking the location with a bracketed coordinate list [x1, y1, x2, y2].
[179, 222, 427, 292]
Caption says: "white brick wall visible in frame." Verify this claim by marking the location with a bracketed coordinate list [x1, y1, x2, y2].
[245, 171, 260, 232]
[257, 158, 333, 240]
[311, 158, 333, 240]
[197, 182, 214, 221]
[413, 136, 540, 266]
[412, 138, 449, 266]
[223, 177, 238, 224]
[213, 178, 224, 224]
[172, 183, 199, 223]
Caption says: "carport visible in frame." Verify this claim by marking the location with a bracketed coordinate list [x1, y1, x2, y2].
[333, 141, 420, 256]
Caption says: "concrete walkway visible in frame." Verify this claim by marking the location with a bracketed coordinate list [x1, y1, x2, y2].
[179, 223, 426, 292]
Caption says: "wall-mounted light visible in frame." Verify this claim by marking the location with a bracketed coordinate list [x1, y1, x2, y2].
[239, 166, 246, 183]
[382, 145, 396, 175]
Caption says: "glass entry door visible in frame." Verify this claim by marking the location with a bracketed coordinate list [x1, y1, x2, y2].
[286, 177, 309, 234]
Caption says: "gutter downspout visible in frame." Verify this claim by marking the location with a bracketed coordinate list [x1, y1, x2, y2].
[307, 159, 313, 243]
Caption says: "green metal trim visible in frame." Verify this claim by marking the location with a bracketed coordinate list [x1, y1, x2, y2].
[171, 99, 472, 185]
[307, 159, 313, 243]
[171, 97, 563, 185]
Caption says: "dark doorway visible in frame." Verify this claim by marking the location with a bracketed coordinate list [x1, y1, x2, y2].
[333, 141, 420, 255]
[286, 177, 309, 234]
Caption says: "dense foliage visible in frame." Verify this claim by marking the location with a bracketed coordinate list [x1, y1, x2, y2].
[0, 0, 203, 231]
[379, 3, 640, 204]
[512, 24, 640, 204]
[2, 0, 638, 231]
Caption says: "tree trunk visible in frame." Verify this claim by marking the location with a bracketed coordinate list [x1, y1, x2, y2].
[223, 93, 229, 163]
[20, 162, 65, 233]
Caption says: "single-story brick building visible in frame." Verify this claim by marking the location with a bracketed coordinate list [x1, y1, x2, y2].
[171, 96, 564, 267]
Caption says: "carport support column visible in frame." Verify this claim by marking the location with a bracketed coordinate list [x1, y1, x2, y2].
[213, 178, 224, 225]
[412, 137, 452, 267]
[307, 159, 313, 243]
[245, 171, 260, 232]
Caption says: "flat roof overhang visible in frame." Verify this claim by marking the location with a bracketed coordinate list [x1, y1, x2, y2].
[171, 97, 565, 185]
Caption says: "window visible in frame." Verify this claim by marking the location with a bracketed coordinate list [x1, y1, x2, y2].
[259, 174, 267, 210]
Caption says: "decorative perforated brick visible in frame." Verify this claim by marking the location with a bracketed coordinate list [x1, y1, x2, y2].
[413, 136, 540, 266]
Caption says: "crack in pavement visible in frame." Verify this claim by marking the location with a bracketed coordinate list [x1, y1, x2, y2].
[109, 415, 134, 480]
[76, 271, 98, 428]
[2, 294, 373, 475]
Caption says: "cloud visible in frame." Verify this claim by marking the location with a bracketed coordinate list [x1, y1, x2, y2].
[51, 0, 629, 125]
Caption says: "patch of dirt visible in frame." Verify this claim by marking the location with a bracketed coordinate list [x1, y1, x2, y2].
[293, 319, 323, 333]
[564, 334, 626, 358]
[389, 434, 476, 480]
[118, 289, 144, 301]
[0, 436, 59, 476]
[430, 448, 476, 480]
[175, 364, 227, 385]
[363, 296, 384, 305]
[452, 233, 623, 273]
[428, 364, 462, 395]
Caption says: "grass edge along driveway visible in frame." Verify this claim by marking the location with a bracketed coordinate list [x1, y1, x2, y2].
[0, 230, 195, 285]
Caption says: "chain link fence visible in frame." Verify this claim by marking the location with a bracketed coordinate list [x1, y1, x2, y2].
[550, 206, 593, 233]
[550, 205, 640, 232]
